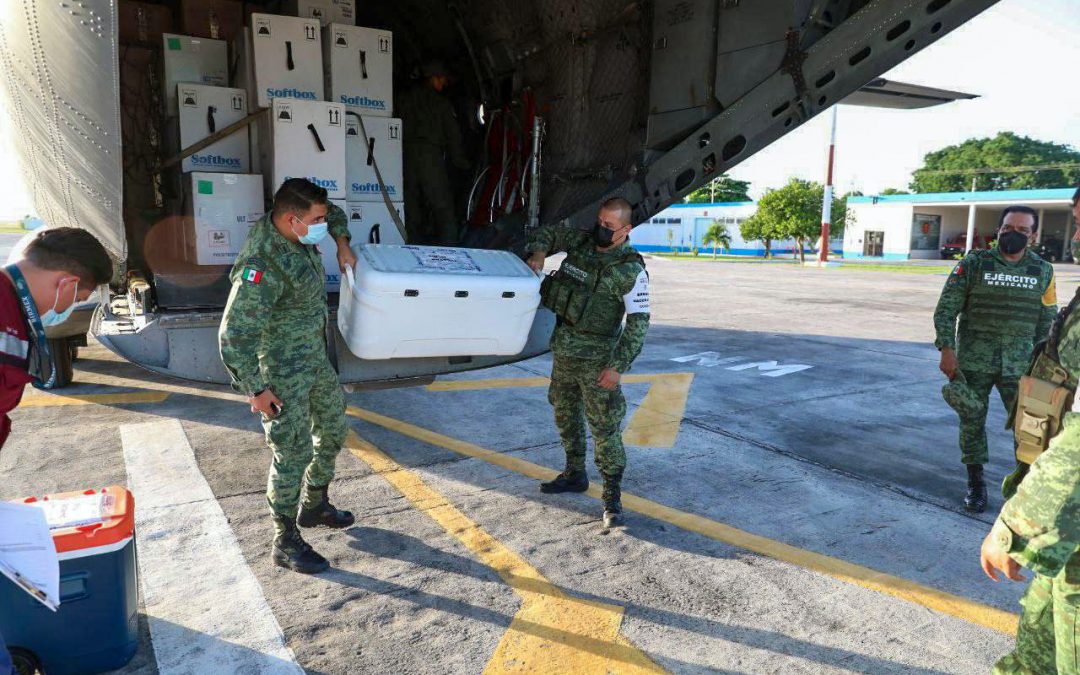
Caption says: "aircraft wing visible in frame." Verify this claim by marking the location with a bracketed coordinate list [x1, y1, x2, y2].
[842, 78, 979, 109]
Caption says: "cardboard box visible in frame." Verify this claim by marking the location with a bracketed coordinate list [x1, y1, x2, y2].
[178, 85, 250, 173]
[270, 98, 346, 200]
[184, 172, 264, 264]
[345, 115, 402, 202]
[162, 33, 228, 114]
[248, 13, 324, 109]
[320, 200, 405, 290]
[179, 0, 244, 42]
[119, 1, 173, 46]
[323, 24, 393, 117]
[284, 0, 355, 27]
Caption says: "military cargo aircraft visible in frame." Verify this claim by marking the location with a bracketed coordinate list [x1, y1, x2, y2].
[0, 0, 992, 387]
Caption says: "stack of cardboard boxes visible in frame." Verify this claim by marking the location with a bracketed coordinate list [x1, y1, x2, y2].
[120, 0, 404, 295]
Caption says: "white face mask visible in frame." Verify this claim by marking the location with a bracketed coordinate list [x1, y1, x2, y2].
[41, 278, 78, 327]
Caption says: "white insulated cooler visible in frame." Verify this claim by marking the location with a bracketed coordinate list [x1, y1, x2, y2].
[183, 172, 264, 265]
[323, 24, 393, 117]
[285, 0, 355, 27]
[270, 98, 346, 199]
[162, 33, 228, 114]
[345, 115, 402, 201]
[338, 245, 541, 359]
[319, 200, 405, 290]
[249, 13, 324, 109]
[178, 84, 249, 173]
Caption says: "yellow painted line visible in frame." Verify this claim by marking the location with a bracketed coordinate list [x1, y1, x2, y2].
[347, 405, 1019, 636]
[621, 373, 693, 448]
[19, 391, 171, 407]
[345, 431, 663, 673]
[426, 373, 695, 449]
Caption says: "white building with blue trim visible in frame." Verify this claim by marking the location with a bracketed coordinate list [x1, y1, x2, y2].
[843, 188, 1077, 261]
[630, 201, 809, 256]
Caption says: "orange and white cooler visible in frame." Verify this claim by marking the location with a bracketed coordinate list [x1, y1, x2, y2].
[0, 486, 138, 674]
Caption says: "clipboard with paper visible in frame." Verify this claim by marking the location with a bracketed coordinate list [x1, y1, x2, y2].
[0, 501, 60, 611]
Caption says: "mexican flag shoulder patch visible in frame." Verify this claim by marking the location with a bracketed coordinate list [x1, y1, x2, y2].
[242, 267, 264, 284]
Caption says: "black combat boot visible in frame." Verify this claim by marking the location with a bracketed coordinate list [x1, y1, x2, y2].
[539, 469, 589, 494]
[964, 464, 988, 513]
[297, 485, 355, 528]
[271, 515, 329, 574]
[601, 473, 624, 528]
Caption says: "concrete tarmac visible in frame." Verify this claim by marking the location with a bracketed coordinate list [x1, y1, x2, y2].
[4, 255, 1077, 674]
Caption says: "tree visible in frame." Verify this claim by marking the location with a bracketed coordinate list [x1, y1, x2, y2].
[684, 174, 751, 204]
[910, 132, 1080, 193]
[746, 178, 846, 262]
[702, 221, 732, 259]
[740, 211, 781, 259]
[880, 187, 910, 195]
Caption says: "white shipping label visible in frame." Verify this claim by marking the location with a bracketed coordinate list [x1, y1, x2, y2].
[624, 270, 650, 314]
[404, 246, 481, 273]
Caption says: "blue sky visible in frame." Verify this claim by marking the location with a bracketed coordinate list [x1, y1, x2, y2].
[731, 0, 1080, 199]
[0, 0, 1076, 219]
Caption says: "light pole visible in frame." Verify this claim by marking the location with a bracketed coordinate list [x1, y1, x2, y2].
[818, 106, 837, 263]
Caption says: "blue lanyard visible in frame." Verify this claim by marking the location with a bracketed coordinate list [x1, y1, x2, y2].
[5, 265, 55, 389]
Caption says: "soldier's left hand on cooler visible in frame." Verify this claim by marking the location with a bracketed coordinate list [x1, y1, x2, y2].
[597, 368, 621, 391]
[527, 251, 546, 275]
[980, 529, 1025, 582]
[337, 241, 358, 273]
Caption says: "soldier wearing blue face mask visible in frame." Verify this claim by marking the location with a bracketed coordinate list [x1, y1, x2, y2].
[219, 178, 357, 575]
[0, 226, 112, 672]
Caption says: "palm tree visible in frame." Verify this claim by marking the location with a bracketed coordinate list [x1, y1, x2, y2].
[702, 221, 732, 259]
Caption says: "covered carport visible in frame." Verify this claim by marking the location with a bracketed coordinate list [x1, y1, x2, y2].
[846, 188, 1077, 261]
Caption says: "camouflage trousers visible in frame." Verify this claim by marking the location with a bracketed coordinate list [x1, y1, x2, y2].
[994, 565, 1080, 674]
[262, 357, 347, 527]
[958, 368, 1019, 466]
[548, 354, 627, 481]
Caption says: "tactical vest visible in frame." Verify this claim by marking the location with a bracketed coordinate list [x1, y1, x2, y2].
[539, 247, 644, 337]
[1012, 290, 1080, 466]
[962, 252, 1047, 337]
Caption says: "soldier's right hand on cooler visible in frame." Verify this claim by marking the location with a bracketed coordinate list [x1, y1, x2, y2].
[250, 388, 283, 419]
[527, 250, 546, 274]
[939, 347, 959, 380]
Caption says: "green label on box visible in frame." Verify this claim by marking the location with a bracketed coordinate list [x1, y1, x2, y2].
[198, 180, 213, 195]
[167, 37, 182, 50]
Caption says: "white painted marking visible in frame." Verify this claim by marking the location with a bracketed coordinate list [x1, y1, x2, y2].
[120, 420, 303, 675]
[670, 351, 744, 368]
[725, 360, 814, 378]
[670, 351, 813, 377]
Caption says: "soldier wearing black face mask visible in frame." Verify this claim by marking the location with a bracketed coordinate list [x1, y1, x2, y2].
[933, 205, 1057, 512]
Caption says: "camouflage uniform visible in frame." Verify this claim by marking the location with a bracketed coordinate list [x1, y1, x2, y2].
[933, 248, 1057, 465]
[992, 294, 1080, 673]
[397, 82, 468, 246]
[219, 204, 350, 532]
[527, 224, 650, 485]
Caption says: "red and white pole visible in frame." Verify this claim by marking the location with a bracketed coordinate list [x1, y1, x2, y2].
[818, 106, 838, 264]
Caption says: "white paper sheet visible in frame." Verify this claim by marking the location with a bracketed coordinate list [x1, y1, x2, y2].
[0, 502, 60, 610]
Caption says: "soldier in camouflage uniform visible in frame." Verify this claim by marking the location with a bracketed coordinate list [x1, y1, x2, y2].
[934, 206, 1056, 513]
[980, 284, 1080, 673]
[526, 197, 650, 529]
[219, 178, 358, 574]
[397, 60, 469, 246]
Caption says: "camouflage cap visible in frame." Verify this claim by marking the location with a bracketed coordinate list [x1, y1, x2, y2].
[942, 371, 986, 418]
